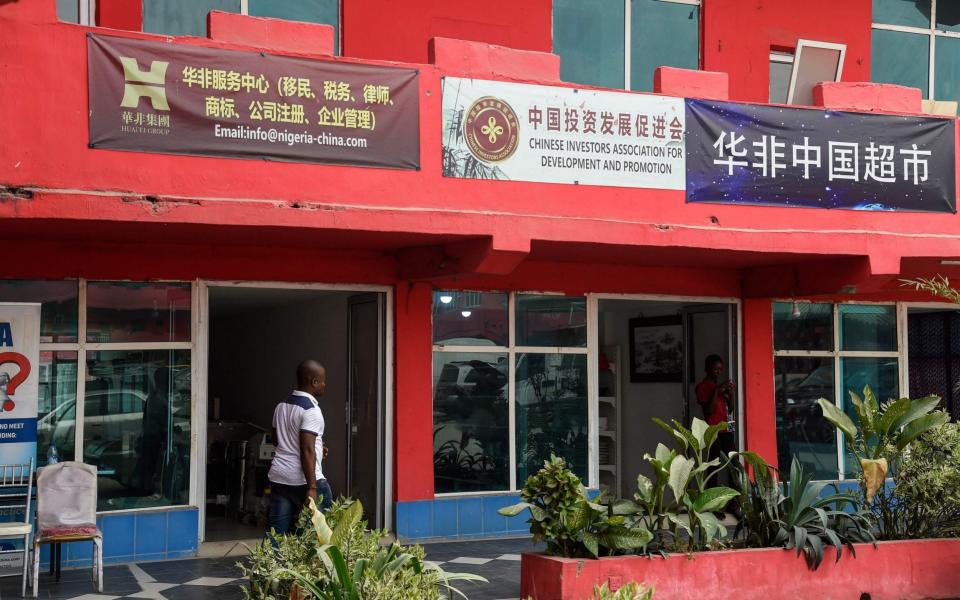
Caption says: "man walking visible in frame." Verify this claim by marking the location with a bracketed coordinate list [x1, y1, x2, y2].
[267, 359, 333, 536]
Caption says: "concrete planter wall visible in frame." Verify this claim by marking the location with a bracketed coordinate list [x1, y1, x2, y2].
[521, 539, 960, 600]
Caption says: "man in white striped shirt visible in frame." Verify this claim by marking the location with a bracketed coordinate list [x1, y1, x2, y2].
[267, 360, 333, 536]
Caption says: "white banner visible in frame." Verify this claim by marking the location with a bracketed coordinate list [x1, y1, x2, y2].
[442, 77, 686, 190]
[0, 303, 40, 467]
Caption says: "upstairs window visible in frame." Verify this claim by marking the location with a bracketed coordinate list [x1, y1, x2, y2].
[872, 0, 960, 113]
[553, 0, 700, 92]
[142, 0, 340, 53]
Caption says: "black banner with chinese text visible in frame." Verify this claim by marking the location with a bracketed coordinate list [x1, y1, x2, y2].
[685, 99, 955, 212]
[88, 34, 419, 169]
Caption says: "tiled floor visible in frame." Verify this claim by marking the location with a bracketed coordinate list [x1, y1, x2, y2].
[0, 537, 541, 600]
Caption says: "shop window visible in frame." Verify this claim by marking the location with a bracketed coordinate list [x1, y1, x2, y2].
[515, 353, 588, 484]
[0, 280, 78, 343]
[0, 279, 193, 512]
[432, 291, 589, 494]
[84, 349, 191, 510]
[773, 302, 901, 480]
[86, 281, 191, 344]
[552, 0, 700, 91]
[872, 0, 958, 112]
[248, 0, 340, 54]
[908, 309, 960, 419]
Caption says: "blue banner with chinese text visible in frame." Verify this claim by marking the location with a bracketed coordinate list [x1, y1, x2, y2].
[685, 99, 956, 212]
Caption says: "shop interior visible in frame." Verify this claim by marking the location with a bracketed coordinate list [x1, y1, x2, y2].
[204, 286, 385, 543]
[596, 299, 737, 497]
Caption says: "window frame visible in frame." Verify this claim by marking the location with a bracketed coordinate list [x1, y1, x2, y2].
[773, 301, 903, 481]
[432, 291, 593, 496]
[35, 278, 196, 513]
[57, 0, 96, 25]
[239, 0, 342, 54]
[785, 39, 846, 105]
[872, 0, 960, 101]
[769, 51, 795, 104]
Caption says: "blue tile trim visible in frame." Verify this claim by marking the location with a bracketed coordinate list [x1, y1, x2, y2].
[39, 507, 200, 568]
[396, 491, 599, 542]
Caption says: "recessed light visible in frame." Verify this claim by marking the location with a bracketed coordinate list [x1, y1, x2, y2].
[461, 310, 472, 318]
[439, 294, 453, 304]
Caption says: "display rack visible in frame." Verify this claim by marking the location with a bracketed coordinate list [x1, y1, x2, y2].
[598, 345, 621, 496]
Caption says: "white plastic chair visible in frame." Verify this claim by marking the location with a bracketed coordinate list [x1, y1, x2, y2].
[0, 459, 34, 597]
[32, 462, 102, 597]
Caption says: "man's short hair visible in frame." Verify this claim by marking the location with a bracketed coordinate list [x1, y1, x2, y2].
[704, 354, 723, 372]
[296, 360, 325, 386]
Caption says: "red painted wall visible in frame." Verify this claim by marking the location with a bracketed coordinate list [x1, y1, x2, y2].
[702, 0, 873, 103]
[341, 0, 552, 64]
[1, 2, 958, 505]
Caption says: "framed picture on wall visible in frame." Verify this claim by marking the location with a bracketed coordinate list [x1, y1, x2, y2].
[628, 315, 683, 383]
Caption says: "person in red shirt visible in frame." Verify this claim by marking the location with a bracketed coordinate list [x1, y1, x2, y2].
[695, 354, 737, 490]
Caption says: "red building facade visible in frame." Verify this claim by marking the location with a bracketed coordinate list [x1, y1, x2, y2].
[2, 0, 959, 558]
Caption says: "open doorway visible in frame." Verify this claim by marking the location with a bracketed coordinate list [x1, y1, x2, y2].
[202, 285, 387, 543]
[596, 298, 739, 497]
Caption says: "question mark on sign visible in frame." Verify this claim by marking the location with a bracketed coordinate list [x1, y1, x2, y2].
[0, 352, 30, 412]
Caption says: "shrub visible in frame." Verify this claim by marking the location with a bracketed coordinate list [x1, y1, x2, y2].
[592, 582, 654, 600]
[817, 386, 949, 538]
[894, 422, 960, 538]
[499, 455, 652, 558]
[240, 497, 484, 599]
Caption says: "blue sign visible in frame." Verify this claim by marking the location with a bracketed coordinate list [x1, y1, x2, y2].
[685, 99, 956, 212]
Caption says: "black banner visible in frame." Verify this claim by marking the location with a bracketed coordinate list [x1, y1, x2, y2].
[88, 34, 420, 169]
[685, 99, 956, 212]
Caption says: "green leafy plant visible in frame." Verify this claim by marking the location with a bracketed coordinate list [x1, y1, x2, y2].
[498, 455, 652, 558]
[241, 497, 485, 600]
[893, 422, 960, 538]
[612, 418, 739, 553]
[817, 386, 949, 537]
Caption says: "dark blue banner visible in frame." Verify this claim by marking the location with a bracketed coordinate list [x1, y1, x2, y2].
[0, 419, 36, 444]
[685, 99, 956, 212]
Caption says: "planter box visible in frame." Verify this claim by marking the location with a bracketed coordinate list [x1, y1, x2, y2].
[521, 539, 960, 600]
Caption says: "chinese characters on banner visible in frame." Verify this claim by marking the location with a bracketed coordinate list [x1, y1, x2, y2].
[0, 304, 40, 468]
[685, 99, 956, 212]
[88, 34, 420, 169]
[442, 77, 685, 190]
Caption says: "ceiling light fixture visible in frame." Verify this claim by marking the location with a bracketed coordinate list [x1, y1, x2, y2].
[439, 294, 453, 304]
[461, 310, 472, 318]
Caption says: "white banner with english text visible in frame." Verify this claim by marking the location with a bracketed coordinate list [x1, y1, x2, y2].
[441, 77, 686, 190]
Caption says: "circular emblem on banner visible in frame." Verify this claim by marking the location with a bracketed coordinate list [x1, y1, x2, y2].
[464, 96, 520, 163]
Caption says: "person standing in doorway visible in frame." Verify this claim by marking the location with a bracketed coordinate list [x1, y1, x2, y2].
[267, 360, 334, 537]
[695, 354, 737, 485]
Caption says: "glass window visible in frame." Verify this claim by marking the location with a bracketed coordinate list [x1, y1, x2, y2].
[773, 302, 833, 351]
[871, 29, 930, 97]
[36, 351, 78, 466]
[553, 0, 625, 88]
[935, 36, 960, 106]
[515, 353, 588, 484]
[56, 0, 79, 23]
[433, 291, 508, 347]
[873, 0, 932, 27]
[774, 357, 838, 480]
[769, 54, 793, 104]
[840, 356, 900, 472]
[84, 350, 191, 511]
[143, 0, 241, 36]
[937, 1, 960, 32]
[248, 0, 340, 53]
[432, 352, 509, 493]
[630, 0, 699, 92]
[86, 282, 191, 344]
[839, 305, 897, 351]
[515, 295, 587, 347]
[0, 280, 79, 343]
